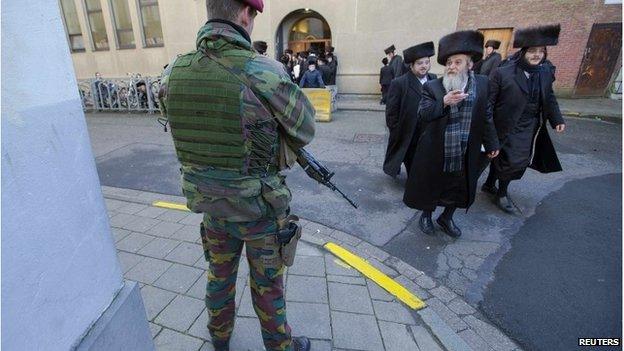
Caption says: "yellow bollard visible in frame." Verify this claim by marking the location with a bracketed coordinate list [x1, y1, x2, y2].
[302, 88, 332, 122]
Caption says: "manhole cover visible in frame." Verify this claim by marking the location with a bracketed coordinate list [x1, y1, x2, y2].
[353, 133, 385, 143]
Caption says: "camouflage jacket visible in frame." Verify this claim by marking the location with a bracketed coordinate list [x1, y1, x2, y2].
[160, 20, 316, 225]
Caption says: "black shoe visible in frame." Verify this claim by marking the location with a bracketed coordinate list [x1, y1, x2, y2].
[419, 214, 435, 236]
[436, 216, 462, 238]
[292, 336, 311, 351]
[494, 195, 515, 214]
[212, 340, 229, 351]
[481, 183, 498, 195]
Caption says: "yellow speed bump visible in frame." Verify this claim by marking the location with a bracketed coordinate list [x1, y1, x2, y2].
[324, 242, 426, 310]
[152, 201, 190, 212]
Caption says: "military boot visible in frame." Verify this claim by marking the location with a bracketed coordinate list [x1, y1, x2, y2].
[292, 336, 311, 351]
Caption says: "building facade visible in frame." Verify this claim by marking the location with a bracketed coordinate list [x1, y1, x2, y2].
[60, 0, 460, 95]
[457, 0, 622, 97]
[61, 0, 621, 96]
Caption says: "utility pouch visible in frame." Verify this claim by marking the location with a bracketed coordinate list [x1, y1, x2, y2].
[276, 215, 301, 267]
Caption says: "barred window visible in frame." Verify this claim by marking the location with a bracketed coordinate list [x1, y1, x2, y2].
[110, 0, 135, 49]
[60, 0, 86, 52]
[84, 0, 110, 50]
[137, 0, 164, 47]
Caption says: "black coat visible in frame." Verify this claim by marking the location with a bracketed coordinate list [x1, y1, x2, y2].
[475, 52, 502, 77]
[379, 65, 394, 86]
[488, 64, 564, 175]
[319, 65, 333, 86]
[327, 60, 337, 85]
[403, 75, 499, 210]
[389, 55, 405, 79]
[383, 72, 437, 176]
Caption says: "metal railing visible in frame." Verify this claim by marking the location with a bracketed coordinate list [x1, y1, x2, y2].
[78, 75, 161, 113]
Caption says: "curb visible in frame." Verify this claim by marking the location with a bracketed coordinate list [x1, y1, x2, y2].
[101, 185, 520, 351]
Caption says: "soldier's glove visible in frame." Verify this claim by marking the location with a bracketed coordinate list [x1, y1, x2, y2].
[276, 215, 302, 267]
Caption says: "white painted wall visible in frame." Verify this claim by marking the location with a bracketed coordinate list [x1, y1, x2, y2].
[1, 0, 124, 350]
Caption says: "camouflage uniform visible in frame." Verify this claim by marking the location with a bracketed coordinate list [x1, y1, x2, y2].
[160, 20, 315, 351]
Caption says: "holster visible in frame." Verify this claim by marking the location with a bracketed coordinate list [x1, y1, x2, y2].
[276, 214, 301, 267]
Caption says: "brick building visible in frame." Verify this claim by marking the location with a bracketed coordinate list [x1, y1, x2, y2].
[457, 0, 622, 97]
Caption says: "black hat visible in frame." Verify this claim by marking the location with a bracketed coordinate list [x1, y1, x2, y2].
[253, 41, 268, 54]
[437, 30, 484, 65]
[328, 46, 335, 53]
[403, 41, 435, 64]
[284, 49, 293, 54]
[384, 44, 396, 54]
[382, 57, 388, 65]
[513, 24, 560, 48]
[307, 57, 317, 65]
[485, 39, 501, 49]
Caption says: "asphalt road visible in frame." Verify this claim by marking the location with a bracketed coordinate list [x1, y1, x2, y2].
[480, 173, 622, 351]
[86, 109, 622, 351]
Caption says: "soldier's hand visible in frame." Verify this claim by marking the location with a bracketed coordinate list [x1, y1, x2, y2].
[487, 150, 500, 159]
[443, 90, 468, 107]
[555, 124, 565, 133]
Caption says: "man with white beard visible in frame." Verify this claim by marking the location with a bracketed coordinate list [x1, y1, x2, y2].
[403, 30, 500, 238]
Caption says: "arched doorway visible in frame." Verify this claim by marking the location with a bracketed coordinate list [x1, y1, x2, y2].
[275, 9, 332, 57]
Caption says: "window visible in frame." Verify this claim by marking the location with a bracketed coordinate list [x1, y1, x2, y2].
[60, 0, 86, 52]
[84, 0, 110, 50]
[110, 0, 135, 49]
[137, 0, 164, 47]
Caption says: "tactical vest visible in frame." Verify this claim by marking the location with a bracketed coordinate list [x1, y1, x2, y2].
[166, 48, 279, 176]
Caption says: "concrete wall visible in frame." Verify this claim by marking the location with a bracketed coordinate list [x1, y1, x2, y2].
[66, 0, 461, 94]
[1, 0, 129, 349]
[457, 0, 622, 97]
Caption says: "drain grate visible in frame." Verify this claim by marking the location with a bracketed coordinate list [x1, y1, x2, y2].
[353, 133, 385, 143]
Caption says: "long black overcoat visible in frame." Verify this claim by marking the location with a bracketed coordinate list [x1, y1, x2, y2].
[403, 75, 499, 210]
[476, 52, 502, 77]
[488, 64, 564, 175]
[383, 72, 437, 176]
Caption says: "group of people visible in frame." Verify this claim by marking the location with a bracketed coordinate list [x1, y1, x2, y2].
[160, 0, 568, 349]
[382, 24, 565, 238]
[272, 46, 338, 88]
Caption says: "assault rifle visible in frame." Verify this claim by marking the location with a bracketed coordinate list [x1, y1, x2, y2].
[296, 148, 359, 209]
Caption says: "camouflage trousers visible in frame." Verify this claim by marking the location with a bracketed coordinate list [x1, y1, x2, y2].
[200, 214, 293, 351]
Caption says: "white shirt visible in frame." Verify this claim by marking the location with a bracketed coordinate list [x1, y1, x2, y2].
[418, 76, 428, 85]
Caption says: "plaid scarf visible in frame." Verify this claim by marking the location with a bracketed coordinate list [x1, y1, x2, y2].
[443, 71, 476, 172]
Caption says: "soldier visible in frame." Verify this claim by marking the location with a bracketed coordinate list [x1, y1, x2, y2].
[158, 1, 315, 350]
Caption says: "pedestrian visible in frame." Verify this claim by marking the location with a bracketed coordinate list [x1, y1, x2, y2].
[317, 57, 333, 87]
[325, 52, 338, 110]
[474, 39, 502, 77]
[482, 24, 565, 213]
[383, 41, 437, 177]
[379, 57, 393, 105]
[252, 40, 268, 55]
[403, 30, 500, 238]
[299, 58, 325, 88]
[384, 44, 405, 79]
[158, 1, 316, 350]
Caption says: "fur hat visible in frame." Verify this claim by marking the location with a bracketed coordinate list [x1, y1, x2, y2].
[403, 41, 435, 64]
[513, 24, 560, 48]
[437, 30, 484, 65]
[485, 39, 501, 50]
[384, 44, 396, 55]
[253, 41, 267, 54]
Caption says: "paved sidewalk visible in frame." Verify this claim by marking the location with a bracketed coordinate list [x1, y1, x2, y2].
[103, 186, 519, 351]
[336, 94, 622, 122]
